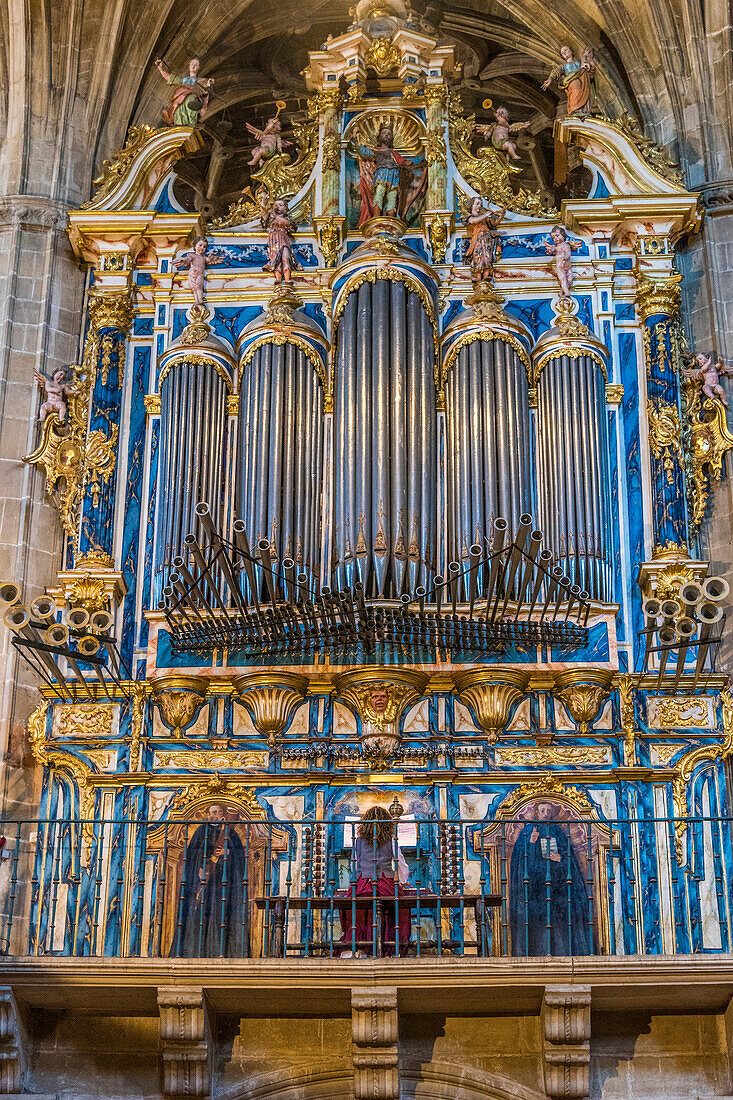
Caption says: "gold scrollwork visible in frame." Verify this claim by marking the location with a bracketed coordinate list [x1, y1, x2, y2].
[425, 127, 447, 166]
[672, 687, 733, 862]
[317, 217, 343, 267]
[554, 669, 613, 734]
[497, 774, 596, 817]
[647, 398, 683, 483]
[617, 674, 639, 766]
[605, 384, 624, 405]
[250, 97, 320, 200]
[447, 90, 557, 218]
[635, 273, 682, 321]
[365, 36, 400, 76]
[681, 380, 733, 535]
[83, 125, 160, 208]
[144, 394, 161, 416]
[158, 354, 233, 393]
[24, 290, 132, 539]
[56, 704, 114, 739]
[239, 334, 327, 395]
[532, 345, 608, 386]
[497, 746, 609, 766]
[442, 331, 531, 389]
[595, 112, 684, 185]
[29, 702, 96, 837]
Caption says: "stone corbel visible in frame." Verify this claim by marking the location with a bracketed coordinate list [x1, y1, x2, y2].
[542, 985, 591, 1100]
[158, 986, 212, 1100]
[0, 987, 27, 1094]
[351, 986, 399, 1100]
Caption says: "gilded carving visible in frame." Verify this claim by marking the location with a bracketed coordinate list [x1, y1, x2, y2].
[234, 672, 308, 747]
[365, 36, 400, 75]
[335, 669, 428, 760]
[144, 394, 161, 416]
[635, 273, 682, 321]
[648, 696, 711, 728]
[154, 750, 268, 770]
[166, 775, 265, 820]
[56, 704, 114, 739]
[496, 746, 609, 766]
[617, 674, 638, 766]
[317, 216, 342, 267]
[554, 669, 612, 734]
[447, 90, 556, 218]
[150, 675, 209, 737]
[681, 380, 733, 535]
[646, 398, 683, 483]
[23, 290, 132, 539]
[498, 774, 595, 817]
[454, 668, 530, 742]
[596, 112, 684, 185]
[605, 384, 624, 405]
[672, 686, 733, 861]
[250, 96, 320, 200]
[83, 125, 159, 208]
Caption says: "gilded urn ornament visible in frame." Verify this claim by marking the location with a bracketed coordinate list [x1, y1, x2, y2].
[454, 668, 530, 741]
[334, 668, 428, 761]
[554, 669, 613, 734]
[150, 675, 209, 737]
[234, 672, 309, 747]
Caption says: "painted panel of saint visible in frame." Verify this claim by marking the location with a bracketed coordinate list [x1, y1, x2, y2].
[170, 803, 248, 957]
[345, 116, 427, 229]
[508, 800, 592, 956]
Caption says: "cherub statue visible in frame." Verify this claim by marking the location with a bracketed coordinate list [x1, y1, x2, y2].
[172, 238, 223, 307]
[682, 352, 733, 408]
[245, 102, 292, 169]
[545, 225, 582, 298]
[465, 197, 506, 281]
[541, 45, 596, 115]
[34, 366, 75, 423]
[476, 106, 530, 162]
[260, 193, 300, 284]
[154, 56, 213, 127]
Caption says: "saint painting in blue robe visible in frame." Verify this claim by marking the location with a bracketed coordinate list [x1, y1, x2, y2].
[170, 803, 248, 958]
[509, 801, 592, 956]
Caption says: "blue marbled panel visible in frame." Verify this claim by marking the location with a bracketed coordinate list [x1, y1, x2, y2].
[139, 419, 158, 646]
[452, 231, 589, 264]
[120, 347, 149, 668]
[618, 332, 644, 660]
[205, 242, 318, 268]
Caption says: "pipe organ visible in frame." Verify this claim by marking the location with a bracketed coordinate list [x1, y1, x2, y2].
[332, 272, 437, 596]
[16, 0, 726, 969]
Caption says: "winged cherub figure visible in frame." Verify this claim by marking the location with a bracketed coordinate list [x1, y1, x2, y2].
[173, 238, 223, 307]
[34, 366, 75, 423]
[476, 106, 531, 162]
[545, 225, 582, 298]
[246, 103, 293, 169]
[682, 352, 733, 407]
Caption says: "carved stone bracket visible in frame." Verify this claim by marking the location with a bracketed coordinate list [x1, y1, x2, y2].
[542, 985, 591, 1100]
[335, 668, 428, 762]
[0, 988, 26, 1094]
[351, 986, 399, 1100]
[150, 675, 209, 737]
[157, 986, 212, 1099]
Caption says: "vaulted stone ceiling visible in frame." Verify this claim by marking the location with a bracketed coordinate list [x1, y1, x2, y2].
[0, 0, 730, 208]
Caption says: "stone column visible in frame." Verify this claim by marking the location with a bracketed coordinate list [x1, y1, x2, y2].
[318, 90, 342, 218]
[351, 986, 399, 1100]
[542, 985, 591, 1100]
[0, 199, 84, 795]
[636, 268, 688, 552]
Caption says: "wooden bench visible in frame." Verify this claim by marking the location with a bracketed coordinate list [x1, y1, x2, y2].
[255, 893, 503, 957]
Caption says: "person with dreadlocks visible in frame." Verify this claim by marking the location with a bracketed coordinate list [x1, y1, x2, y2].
[338, 805, 413, 957]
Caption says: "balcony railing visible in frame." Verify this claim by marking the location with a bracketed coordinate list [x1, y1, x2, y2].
[0, 815, 730, 959]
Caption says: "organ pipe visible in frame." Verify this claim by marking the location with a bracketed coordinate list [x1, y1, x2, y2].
[236, 340, 324, 584]
[332, 277, 437, 597]
[535, 345, 613, 603]
[445, 336, 531, 586]
[154, 357, 229, 599]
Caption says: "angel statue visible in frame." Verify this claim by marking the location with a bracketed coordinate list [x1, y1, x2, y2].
[34, 366, 75, 424]
[348, 119, 427, 227]
[154, 57, 213, 128]
[172, 238, 223, 308]
[542, 45, 596, 116]
[245, 102, 293, 169]
[260, 193, 300, 284]
[682, 352, 733, 408]
[476, 105, 530, 163]
[545, 225, 582, 298]
[465, 197, 506, 282]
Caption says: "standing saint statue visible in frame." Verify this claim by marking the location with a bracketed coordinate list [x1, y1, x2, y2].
[154, 56, 213, 127]
[542, 45, 596, 115]
[349, 121, 426, 227]
[260, 194, 300, 284]
[465, 198, 506, 282]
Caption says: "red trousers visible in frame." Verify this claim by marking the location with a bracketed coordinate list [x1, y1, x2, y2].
[338, 874, 413, 956]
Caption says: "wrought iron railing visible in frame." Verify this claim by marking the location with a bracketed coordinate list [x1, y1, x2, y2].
[1, 815, 731, 959]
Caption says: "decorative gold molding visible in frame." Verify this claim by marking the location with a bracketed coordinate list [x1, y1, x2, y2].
[158, 354, 233, 393]
[605, 384, 624, 405]
[83, 125, 160, 208]
[617, 674, 638, 766]
[672, 687, 733, 861]
[647, 398, 683, 483]
[595, 112, 684, 185]
[55, 704, 114, 739]
[144, 394, 161, 416]
[635, 273, 682, 320]
[165, 775, 265, 820]
[496, 746, 610, 767]
[239, 333, 327, 394]
[335, 668, 428, 760]
[442, 330, 531, 388]
[681, 381, 733, 535]
[496, 774, 596, 817]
